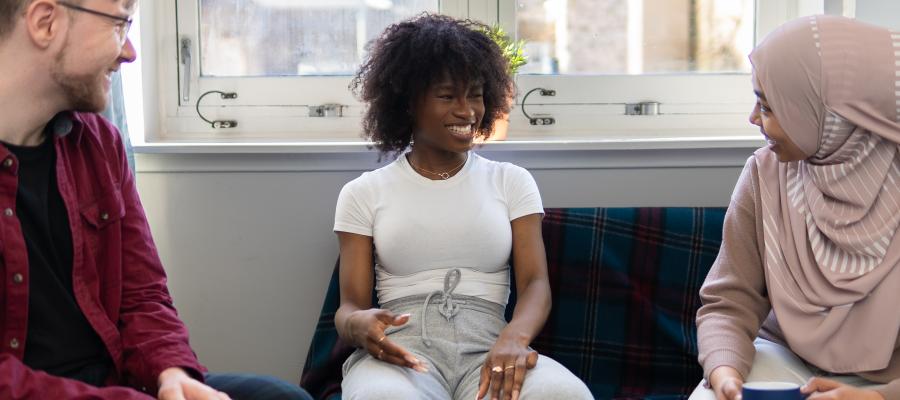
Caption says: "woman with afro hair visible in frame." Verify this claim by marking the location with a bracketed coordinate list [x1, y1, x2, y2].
[332, 13, 592, 400]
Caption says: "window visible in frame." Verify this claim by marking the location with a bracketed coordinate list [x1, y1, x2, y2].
[503, 0, 759, 140]
[516, 0, 754, 75]
[199, 0, 441, 77]
[140, 0, 833, 143]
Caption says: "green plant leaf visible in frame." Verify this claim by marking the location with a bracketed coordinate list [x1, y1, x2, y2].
[477, 24, 528, 75]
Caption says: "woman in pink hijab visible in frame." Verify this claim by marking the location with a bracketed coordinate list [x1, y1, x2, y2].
[692, 15, 900, 400]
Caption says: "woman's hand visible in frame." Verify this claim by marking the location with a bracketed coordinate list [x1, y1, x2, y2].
[802, 377, 885, 400]
[709, 366, 744, 400]
[344, 309, 428, 372]
[475, 331, 539, 400]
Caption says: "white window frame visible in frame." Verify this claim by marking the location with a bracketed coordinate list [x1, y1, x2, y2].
[140, 0, 493, 142]
[496, 0, 834, 141]
[139, 0, 837, 143]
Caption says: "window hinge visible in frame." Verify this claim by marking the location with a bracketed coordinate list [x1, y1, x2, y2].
[308, 104, 346, 118]
[625, 102, 660, 116]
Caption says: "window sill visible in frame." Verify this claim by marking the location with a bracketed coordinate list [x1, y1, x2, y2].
[133, 134, 763, 174]
[133, 135, 763, 154]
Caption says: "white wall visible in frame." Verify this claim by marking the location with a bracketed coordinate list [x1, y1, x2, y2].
[856, 0, 900, 29]
[135, 145, 752, 382]
[137, 167, 353, 382]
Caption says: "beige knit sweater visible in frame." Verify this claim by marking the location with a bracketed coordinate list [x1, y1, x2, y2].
[696, 156, 900, 399]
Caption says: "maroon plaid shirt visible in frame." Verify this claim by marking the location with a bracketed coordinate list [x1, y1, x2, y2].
[0, 112, 205, 398]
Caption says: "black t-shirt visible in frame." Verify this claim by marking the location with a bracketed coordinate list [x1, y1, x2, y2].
[5, 137, 112, 386]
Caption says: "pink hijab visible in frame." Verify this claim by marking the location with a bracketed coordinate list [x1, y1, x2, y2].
[751, 15, 900, 373]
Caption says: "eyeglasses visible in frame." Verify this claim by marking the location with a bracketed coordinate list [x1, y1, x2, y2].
[57, 1, 133, 45]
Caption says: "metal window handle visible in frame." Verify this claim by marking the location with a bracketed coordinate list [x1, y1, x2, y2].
[521, 87, 556, 125]
[180, 38, 192, 103]
[196, 91, 238, 129]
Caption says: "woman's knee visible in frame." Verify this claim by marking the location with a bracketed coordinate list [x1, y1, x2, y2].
[342, 358, 442, 400]
[687, 381, 717, 400]
[343, 381, 420, 400]
[519, 376, 592, 400]
[518, 357, 593, 400]
[745, 339, 810, 384]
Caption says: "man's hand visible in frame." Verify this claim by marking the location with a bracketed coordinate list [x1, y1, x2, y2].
[802, 377, 885, 400]
[157, 368, 231, 400]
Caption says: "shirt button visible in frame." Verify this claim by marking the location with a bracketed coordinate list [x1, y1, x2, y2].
[9, 338, 19, 349]
[12, 273, 23, 284]
[3, 208, 12, 217]
[2, 158, 12, 168]
[100, 212, 109, 221]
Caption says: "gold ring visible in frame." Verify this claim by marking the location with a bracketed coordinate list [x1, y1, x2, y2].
[377, 336, 387, 343]
[505, 365, 515, 370]
[377, 349, 384, 360]
[491, 366, 503, 373]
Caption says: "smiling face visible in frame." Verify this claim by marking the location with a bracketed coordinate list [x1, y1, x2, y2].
[50, 0, 137, 112]
[750, 72, 808, 162]
[411, 77, 485, 155]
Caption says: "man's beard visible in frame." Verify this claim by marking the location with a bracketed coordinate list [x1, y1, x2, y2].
[50, 38, 109, 113]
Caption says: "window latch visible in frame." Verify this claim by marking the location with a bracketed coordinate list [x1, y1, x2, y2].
[308, 104, 346, 118]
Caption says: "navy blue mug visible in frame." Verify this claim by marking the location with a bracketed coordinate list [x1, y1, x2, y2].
[742, 382, 804, 400]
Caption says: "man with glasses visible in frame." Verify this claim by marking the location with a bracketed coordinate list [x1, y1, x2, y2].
[0, 1, 312, 399]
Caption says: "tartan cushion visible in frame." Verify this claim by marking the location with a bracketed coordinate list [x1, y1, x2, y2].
[299, 260, 350, 400]
[301, 207, 726, 400]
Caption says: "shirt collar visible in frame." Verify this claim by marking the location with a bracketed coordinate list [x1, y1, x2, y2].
[49, 111, 78, 137]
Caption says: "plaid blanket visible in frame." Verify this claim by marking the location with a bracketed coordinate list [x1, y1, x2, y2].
[301, 207, 726, 400]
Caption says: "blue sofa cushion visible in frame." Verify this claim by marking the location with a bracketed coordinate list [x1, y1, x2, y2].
[301, 207, 726, 400]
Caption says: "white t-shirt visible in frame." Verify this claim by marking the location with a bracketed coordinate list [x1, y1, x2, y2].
[334, 152, 544, 305]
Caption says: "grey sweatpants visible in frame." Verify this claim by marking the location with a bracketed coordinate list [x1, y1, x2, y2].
[341, 293, 593, 400]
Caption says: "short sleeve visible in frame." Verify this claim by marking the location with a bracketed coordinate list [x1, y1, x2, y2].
[505, 165, 544, 221]
[334, 177, 374, 236]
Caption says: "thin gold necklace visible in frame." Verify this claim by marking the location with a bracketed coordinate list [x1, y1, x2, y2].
[407, 154, 467, 180]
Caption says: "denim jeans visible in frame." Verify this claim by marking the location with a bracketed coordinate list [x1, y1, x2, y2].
[205, 373, 313, 400]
